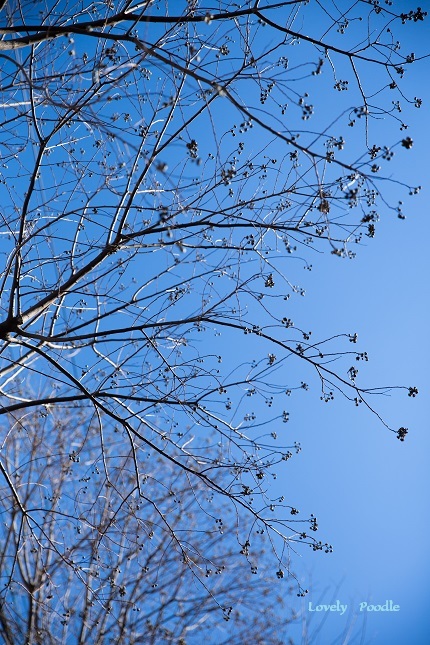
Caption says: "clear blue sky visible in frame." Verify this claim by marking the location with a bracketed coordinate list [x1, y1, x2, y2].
[261, 20, 430, 644]
[279, 184, 430, 644]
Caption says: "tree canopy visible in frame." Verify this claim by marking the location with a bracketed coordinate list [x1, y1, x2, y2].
[0, 0, 424, 642]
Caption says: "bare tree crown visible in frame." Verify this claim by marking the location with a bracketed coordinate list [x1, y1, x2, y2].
[0, 0, 424, 642]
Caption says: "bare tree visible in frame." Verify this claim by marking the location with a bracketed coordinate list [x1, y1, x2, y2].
[0, 406, 301, 644]
[0, 0, 424, 640]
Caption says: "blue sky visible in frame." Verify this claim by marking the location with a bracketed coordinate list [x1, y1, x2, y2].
[266, 25, 430, 644]
[281, 207, 430, 643]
